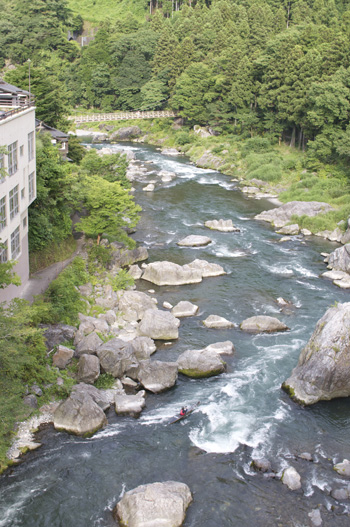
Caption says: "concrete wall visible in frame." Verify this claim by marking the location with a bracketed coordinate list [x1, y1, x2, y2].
[0, 106, 36, 303]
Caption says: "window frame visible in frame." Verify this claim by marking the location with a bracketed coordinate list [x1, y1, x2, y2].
[9, 185, 19, 220]
[8, 141, 18, 176]
[10, 226, 20, 259]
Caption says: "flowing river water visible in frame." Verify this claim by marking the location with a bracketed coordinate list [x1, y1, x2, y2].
[1, 142, 350, 527]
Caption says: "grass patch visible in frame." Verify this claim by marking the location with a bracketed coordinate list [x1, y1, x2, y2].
[67, 0, 147, 23]
[29, 236, 77, 275]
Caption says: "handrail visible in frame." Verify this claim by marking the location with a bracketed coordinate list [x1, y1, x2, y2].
[0, 103, 35, 121]
[70, 110, 177, 124]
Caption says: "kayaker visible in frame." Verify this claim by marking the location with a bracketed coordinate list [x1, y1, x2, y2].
[180, 407, 187, 417]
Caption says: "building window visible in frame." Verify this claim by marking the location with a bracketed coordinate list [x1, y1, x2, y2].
[0, 240, 8, 263]
[20, 145, 24, 156]
[9, 185, 19, 220]
[21, 188, 25, 199]
[28, 132, 34, 161]
[28, 172, 35, 202]
[11, 226, 20, 259]
[0, 196, 6, 232]
[23, 216, 27, 228]
[8, 141, 18, 176]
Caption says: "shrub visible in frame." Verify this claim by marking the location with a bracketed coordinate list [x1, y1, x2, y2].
[43, 257, 89, 325]
[109, 269, 134, 291]
[175, 131, 192, 146]
[241, 137, 272, 156]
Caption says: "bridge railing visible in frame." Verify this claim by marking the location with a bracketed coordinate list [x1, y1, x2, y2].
[69, 110, 177, 124]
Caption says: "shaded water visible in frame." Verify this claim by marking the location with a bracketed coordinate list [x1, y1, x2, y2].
[1, 143, 350, 526]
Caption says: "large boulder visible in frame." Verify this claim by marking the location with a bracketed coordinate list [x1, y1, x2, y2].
[41, 324, 76, 350]
[282, 303, 350, 405]
[115, 391, 146, 417]
[240, 315, 289, 333]
[177, 235, 212, 247]
[77, 354, 100, 384]
[71, 383, 113, 411]
[137, 359, 178, 393]
[97, 339, 138, 378]
[118, 290, 157, 322]
[327, 244, 350, 274]
[205, 219, 240, 232]
[187, 259, 226, 277]
[142, 261, 203, 286]
[113, 481, 192, 527]
[110, 245, 149, 268]
[110, 126, 142, 141]
[75, 332, 103, 357]
[177, 349, 226, 378]
[52, 345, 74, 369]
[203, 315, 234, 329]
[128, 336, 157, 360]
[53, 388, 107, 436]
[138, 309, 180, 340]
[171, 301, 199, 318]
[255, 201, 334, 229]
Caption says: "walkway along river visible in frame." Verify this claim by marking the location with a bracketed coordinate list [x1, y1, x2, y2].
[0, 142, 350, 527]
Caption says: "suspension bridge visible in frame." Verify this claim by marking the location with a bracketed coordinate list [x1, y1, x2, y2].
[70, 110, 177, 125]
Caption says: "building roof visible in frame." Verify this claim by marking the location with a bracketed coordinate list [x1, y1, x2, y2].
[0, 79, 30, 96]
[35, 119, 68, 140]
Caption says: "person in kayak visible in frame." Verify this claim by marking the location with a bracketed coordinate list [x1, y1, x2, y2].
[180, 407, 188, 417]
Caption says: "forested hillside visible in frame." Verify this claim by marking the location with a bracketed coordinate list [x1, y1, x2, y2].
[2, 0, 350, 169]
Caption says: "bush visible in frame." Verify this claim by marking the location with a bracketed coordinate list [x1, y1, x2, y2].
[109, 269, 134, 291]
[43, 257, 89, 325]
[241, 137, 272, 156]
[175, 131, 192, 146]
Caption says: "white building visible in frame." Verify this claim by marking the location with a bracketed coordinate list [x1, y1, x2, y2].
[0, 80, 36, 303]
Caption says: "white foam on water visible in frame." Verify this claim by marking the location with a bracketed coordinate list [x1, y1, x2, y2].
[295, 280, 324, 291]
[214, 247, 248, 258]
[182, 221, 203, 227]
[91, 424, 122, 439]
[261, 262, 294, 276]
[218, 181, 236, 190]
[0, 479, 47, 527]
[293, 262, 319, 278]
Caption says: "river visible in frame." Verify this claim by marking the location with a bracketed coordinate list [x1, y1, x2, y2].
[1, 142, 350, 527]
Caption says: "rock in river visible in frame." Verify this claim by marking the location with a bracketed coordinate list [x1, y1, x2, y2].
[171, 301, 199, 317]
[137, 359, 178, 393]
[205, 219, 240, 232]
[177, 235, 212, 247]
[138, 309, 180, 340]
[114, 481, 192, 527]
[53, 386, 107, 436]
[282, 302, 350, 405]
[255, 201, 334, 229]
[177, 349, 226, 378]
[142, 261, 203, 286]
[203, 315, 234, 329]
[115, 391, 146, 417]
[240, 315, 289, 333]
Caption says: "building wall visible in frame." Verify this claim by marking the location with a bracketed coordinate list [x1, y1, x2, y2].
[0, 106, 36, 303]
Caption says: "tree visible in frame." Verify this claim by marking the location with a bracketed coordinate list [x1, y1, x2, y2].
[171, 62, 218, 123]
[75, 177, 141, 246]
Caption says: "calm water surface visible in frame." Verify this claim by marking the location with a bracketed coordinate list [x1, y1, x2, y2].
[1, 142, 349, 527]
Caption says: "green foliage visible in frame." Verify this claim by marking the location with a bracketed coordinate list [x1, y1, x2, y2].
[0, 258, 21, 290]
[109, 269, 134, 292]
[80, 149, 129, 186]
[28, 135, 72, 252]
[94, 373, 115, 390]
[68, 136, 86, 164]
[0, 298, 69, 469]
[41, 257, 89, 325]
[87, 243, 113, 272]
[75, 176, 141, 247]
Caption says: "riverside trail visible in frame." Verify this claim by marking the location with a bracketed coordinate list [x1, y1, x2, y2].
[0, 141, 349, 527]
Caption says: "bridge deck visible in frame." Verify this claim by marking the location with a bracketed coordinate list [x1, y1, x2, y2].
[70, 110, 177, 124]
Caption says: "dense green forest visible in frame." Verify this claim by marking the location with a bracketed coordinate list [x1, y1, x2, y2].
[2, 0, 350, 168]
